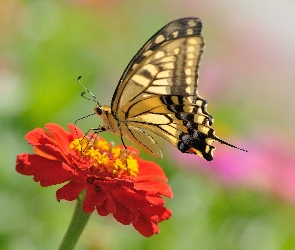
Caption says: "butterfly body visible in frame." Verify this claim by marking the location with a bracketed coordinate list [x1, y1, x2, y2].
[91, 18, 245, 161]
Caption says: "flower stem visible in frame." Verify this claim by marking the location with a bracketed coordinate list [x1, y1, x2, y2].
[59, 191, 91, 250]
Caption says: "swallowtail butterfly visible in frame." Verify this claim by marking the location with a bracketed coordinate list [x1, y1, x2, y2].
[81, 18, 246, 161]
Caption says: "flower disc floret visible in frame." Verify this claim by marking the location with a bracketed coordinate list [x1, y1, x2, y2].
[69, 138, 139, 178]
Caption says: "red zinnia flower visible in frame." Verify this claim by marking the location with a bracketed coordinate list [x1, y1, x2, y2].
[16, 123, 172, 237]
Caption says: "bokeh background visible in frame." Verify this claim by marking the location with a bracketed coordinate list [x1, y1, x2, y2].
[2, 0, 295, 249]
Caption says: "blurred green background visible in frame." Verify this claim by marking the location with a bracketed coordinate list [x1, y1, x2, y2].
[2, 0, 295, 249]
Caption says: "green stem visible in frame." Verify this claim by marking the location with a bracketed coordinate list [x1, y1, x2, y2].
[59, 191, 91, 250]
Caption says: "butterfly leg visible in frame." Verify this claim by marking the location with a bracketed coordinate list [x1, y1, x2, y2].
[75, 126, 106, 154]
[87, 125, 107, 146]
[89, 125, 106, 133]
[118, 121, 131, 175]
[81, 125, 106, 142]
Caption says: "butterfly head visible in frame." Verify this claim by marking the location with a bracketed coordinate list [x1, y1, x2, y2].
[94, 104, 103, 116]
[93, 104, 117, 133]
[94, 104, 112, 118]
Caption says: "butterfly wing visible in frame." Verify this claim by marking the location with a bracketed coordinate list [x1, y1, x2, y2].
[111, 18, 218, 161]
[111, 18, 203, 109]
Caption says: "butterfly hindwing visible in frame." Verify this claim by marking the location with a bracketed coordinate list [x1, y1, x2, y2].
[125, 125, 162, 158]
[122, 95, 216, 160]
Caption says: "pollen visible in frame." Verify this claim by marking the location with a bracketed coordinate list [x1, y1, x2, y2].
[70, 138, 89, 152]
[70, 137, 139, 177]
[95, 140, 110, 151]
[111, 147, 121, 158]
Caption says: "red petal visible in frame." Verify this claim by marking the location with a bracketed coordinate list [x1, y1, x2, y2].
[116, 179, 134, 189]
[113, 203, 134, 225]
[93, 180, 124, 214]
[96, 200, 110, 216]
[111, 188, 150, 212]
[158, 207, 172, 221]
[45, 123, 73, 151]
[83, 184, 107, 213]
[35, 143, 68, 163]
[145, 195, 165, 206]
[136, 159, 168, 182]
[133, 205, 172, 237]
[68, 123, 84, 139]
[102, 189, 117, 214]
[134, 180, 173, 198]
[16, 154, 36, 175]
[16, 154, 74, 187]
[132, 213, 159, 237]
[56, 181, 86, 202]
[141, 204, 172, 223]
[26, 128, 69, 162]
[149, 205, 172, 222]
[25, 128, 48, 144]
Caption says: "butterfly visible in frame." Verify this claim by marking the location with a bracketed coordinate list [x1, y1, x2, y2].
[80, 17, 246, 161]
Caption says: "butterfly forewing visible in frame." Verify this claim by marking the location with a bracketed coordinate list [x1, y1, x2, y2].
[111, 18, 203, 110]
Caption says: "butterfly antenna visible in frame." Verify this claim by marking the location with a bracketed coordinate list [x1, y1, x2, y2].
[77, 76, 99, 105]
[74, 113, 95, 127]
[214, 136, 248, 152]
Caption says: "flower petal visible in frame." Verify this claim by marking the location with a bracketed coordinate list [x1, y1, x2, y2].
[56, 180, 86, 201]
[96, 200, 110, 216]
[25, 128, 69, 162]
[132, 213, 159, 237]
[111, 188, 149, 212]
[133, 205, 172, 237]
[45, 123, 83, 152]
[16, 154, 74, 187]
[113, 203, 134, 225]
[83, 184, 107, 213]
[136, 159, 168, 182]
[25, 128, 48, 144]
[134, 180, 173, 198]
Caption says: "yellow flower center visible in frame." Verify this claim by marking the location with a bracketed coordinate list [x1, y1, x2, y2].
[69, 137, 139, 177]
